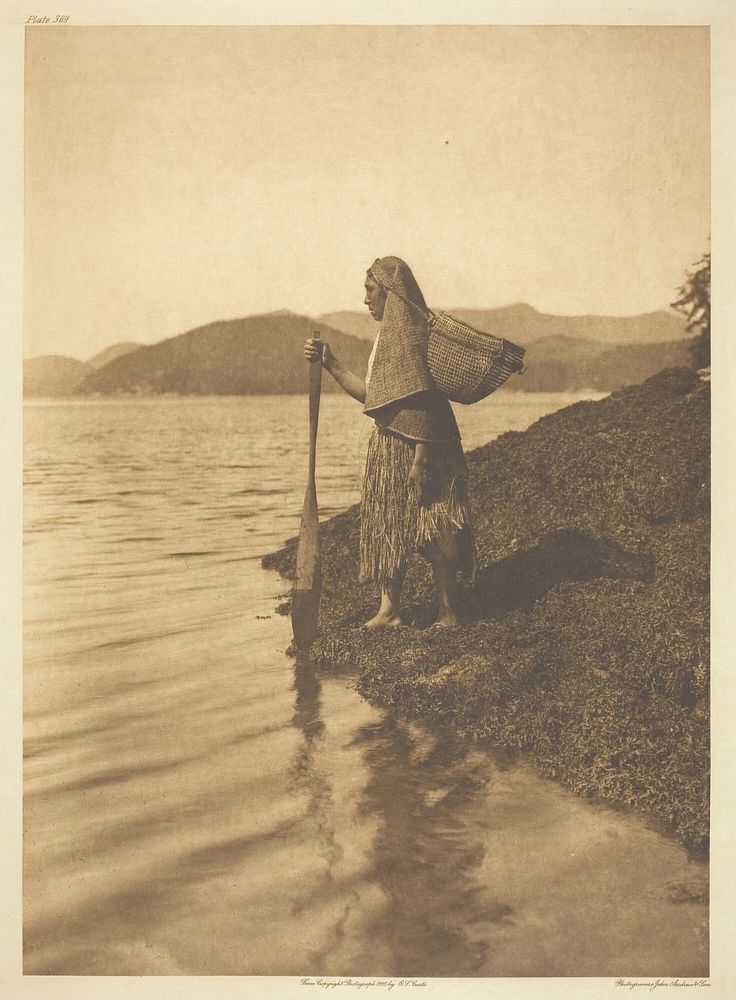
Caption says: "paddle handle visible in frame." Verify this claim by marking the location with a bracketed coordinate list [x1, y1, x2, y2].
[308, 332, 322, 482]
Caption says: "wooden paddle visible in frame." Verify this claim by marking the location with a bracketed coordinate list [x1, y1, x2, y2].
[291, 332, 323, 649]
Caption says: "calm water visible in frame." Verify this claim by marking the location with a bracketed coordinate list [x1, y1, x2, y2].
[23, 392, 708, 977]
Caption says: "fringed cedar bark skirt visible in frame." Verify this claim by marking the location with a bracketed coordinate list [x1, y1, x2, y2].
[359, 427, 475, 585]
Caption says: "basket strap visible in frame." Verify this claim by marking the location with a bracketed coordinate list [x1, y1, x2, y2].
[369, 268, 434, 325]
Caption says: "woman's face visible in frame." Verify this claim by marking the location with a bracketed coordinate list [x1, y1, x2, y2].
[364, 276, 388, 322]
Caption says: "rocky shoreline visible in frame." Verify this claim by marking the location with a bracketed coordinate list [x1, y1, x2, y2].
[263, 368, 710, 850]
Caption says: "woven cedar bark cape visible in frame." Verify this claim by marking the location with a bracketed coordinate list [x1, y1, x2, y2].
[364, 257, 460, 443]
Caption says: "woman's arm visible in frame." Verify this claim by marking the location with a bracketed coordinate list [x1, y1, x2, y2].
[324, 350, 367, 403]
[304, 339, 366, 403]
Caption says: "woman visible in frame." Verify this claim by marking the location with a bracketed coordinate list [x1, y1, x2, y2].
[304, 256, 475, 629]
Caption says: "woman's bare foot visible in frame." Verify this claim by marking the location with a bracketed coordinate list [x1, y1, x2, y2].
[363, 611, 404, 630]
[431, 613, 460, 629]
[424, 538, 461, 630]
[425, 612, 460, 630]
[364, 577, 405, 630]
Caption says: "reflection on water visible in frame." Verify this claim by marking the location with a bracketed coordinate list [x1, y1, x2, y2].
[23, 394, 707, 976]
[288, 664, 511, 977]
[353, 719, 506, 977]
[289, 659, 339, 924]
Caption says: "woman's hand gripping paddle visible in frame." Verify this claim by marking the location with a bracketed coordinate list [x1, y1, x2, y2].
[292, 333, 323, 650]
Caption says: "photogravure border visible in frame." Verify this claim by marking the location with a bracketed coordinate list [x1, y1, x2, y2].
[2, 2, 734, 998]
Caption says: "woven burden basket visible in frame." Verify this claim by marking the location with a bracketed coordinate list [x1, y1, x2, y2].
[427, 311, 526, 404]
[369, 264, 527, 405]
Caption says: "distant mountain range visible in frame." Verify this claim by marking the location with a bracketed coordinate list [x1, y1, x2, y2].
[23, 305, 695, 399]
[504, 334, 692, 392]
[23, 342, 144, 398]
[318, 303, 689, 345]
[24, 355, 92, 398]
[74, 313, 371, 396]
[87, 341, 143, 369]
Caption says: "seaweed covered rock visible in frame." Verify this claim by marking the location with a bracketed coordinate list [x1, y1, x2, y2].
[263, 368, 709, 849]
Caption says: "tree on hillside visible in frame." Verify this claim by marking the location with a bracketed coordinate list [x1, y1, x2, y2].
[671, 249, 710, 369]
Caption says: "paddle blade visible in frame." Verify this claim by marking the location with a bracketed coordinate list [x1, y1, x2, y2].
[291, 582, 320, 650]
[292, 484, 321, 649]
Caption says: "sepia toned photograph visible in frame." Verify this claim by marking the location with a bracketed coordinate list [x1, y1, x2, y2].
[18, 13, 717, 988]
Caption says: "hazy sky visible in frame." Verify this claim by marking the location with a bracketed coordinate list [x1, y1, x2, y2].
[25, 25, 710, 360]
